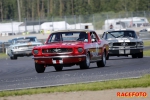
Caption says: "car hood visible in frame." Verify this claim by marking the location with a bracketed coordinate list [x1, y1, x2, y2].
[107, 37, 142, 43]
[35, 41, 85, 49]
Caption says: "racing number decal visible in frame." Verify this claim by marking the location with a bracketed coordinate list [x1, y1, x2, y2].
[91, 43, 99, 57]
[96, 43, 99, 55]
[28, 42, 32, 46]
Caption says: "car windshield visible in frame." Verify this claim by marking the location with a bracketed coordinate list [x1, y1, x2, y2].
[13, 37, 37, 44]
[106, 31, 137, 39]
[47, 32, 88, 43]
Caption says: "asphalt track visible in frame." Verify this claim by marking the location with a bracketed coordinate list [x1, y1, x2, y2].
[0, 56, 150, 91]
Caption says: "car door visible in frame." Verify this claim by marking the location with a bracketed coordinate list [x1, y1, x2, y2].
[89, 32, 101, 61]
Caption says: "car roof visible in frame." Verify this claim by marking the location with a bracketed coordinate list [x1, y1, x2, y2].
[51, 29, 95, 34]
[105, 29, 135, 32]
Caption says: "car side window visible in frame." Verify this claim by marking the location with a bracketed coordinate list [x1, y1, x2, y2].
[90, 32, 98, 42]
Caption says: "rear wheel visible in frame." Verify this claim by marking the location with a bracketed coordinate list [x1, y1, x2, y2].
[79, 52, 90, 69]
[97, 51, 106, 67]
[54, 65, 63, 71]
[35, 63, 45, 73]
[137, 52, 143, 58]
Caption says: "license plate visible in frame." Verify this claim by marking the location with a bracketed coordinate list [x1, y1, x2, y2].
[52, 58, 63, 64]
[125, 50, 130, 54]
[119, 50, 124, 54]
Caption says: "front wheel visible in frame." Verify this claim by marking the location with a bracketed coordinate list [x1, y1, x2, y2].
[79, 53, 90, 69]
[132, 54, 137, 58]
[106, 54, 109, 60]
[35, 63, 45, 73]
[137, 52, 143, 58]
[10, 55, 17, 60]
[97, 51, 106, 67]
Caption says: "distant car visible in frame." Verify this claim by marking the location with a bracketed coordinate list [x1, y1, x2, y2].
[7, 37, 42, 60]
[102, 29, 144, 59]
[32, 29, 109, 73]
[140, 29, 148, 32]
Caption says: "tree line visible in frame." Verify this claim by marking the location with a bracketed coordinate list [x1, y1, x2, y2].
[0, 0, 150, 21]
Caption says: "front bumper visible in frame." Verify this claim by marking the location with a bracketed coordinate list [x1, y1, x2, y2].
[109, 47, 143, 55]
[12, 49, 32, 56]
[33, 55, 86, 65]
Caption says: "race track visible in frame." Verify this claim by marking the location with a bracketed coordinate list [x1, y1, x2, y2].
[0, 56, 150, 91]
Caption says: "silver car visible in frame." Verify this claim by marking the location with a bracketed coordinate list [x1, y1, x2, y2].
[102, 29, 144, 59]
[7, 37, 42, 60]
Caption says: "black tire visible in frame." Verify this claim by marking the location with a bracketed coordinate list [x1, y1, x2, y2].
[132, 54, 137, 58]
[14, 56, 17, 59]
[35, 63, 45, 73]
[54, 65, 63, 71]
[106, 54, 109, 60]
[10, 55, 17, 60]
[10, 57, 14, 60]
[97, 51, 106, 67]
[137, 52, 143, 58]
[79, 52, 90, 69]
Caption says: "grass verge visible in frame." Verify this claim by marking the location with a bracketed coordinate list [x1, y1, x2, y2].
[0, 53, 7, 59]
[144, 50, 150, 56]
[0, 74, 150, 97]
[144, 40, 150, 47]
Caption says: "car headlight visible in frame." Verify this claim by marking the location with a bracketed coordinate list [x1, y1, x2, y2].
[78, 47, 83, 53]
[12, 46, 18, 49]
[109, 42, 113, 47]
[137, 42, 143, 46]
[33, 50, 39, 54]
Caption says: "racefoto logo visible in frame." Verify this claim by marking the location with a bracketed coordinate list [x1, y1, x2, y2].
[117, 92, 147, 98]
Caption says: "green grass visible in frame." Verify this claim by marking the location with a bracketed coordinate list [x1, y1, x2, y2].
[144, 40, 150, 47]
[143, 40, 150, 56]
[0, 74, 150, 97]
[144, 50, 150, 56]
[0, 53, 8, 59]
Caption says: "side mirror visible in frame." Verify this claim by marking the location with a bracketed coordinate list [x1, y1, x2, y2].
[91, 39, 96, 42]
[84, 39, 88, 42]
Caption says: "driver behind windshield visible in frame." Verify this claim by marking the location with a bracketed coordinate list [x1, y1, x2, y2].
[77, 32, 87, 41]
[106, 31, 136, 39]
[123, 31, 136, 38]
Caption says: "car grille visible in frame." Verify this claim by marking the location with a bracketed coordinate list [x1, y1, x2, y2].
[42, 48, 73, 53]
[113, 42, 136, 46]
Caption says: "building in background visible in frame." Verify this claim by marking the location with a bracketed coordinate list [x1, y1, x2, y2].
[103, 17, 150, 30]
[0, 21, 94, 36]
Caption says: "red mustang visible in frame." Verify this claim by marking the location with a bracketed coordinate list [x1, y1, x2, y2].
[32, 30, 109, 73]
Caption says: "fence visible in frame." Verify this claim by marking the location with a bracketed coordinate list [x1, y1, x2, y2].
[0, 42, 10, 53]
[1, 11, 150, 35]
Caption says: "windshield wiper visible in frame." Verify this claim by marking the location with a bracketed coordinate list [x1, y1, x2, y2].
[107, 32, 117, 38]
